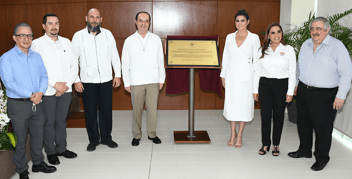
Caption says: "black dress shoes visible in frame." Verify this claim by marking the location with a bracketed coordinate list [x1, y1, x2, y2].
[148, 136, 162, 144]
[311, 162, 327, 171]
[287, 151, 312, 158]
[101, 140, 118, 148]
[57, 150, 78, 158]
[32, 161, 57, 173]
[19, 170, 29, 179]
[87, 143, 100, 152]
[132, 138, 141, 146]
[47, 154, 60, 165]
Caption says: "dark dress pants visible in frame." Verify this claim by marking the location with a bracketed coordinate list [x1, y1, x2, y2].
[259, 77, 288, 146]
[82, 80, 113, 144]
[42, 93, 72, 155]
[296, 81, 338, 164]
[7, 99, 45, 174]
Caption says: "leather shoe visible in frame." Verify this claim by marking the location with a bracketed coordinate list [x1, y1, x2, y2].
[132, 138, 140, 146]
[288, 151, 312, 158]
[47, 154, 60, 165]
[148, 136, 162, 144]
[311, 162, 327, 171]
[87, 143, 100, 152]
[57, 150, 78, 158]
[32, 161, 57, 173]
[19, 170, 29, 179]
[101, 140, 118, 148]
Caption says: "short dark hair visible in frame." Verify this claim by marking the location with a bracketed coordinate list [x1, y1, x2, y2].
[235, 9, 249, 20]
[43, 13, 59, 25]
[135, 11, 151, 22]
[14, 23, 32, 35]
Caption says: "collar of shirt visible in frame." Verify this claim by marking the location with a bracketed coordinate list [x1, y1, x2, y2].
[307, 34, 331, 47]
[87, 26, 101, 36]
[44, 33, 60, 45]
[267, 43, 284, 53]
[14, 45, 33, 57]
[135, 30, 150, 39]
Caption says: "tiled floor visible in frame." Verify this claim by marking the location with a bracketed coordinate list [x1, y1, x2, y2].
[11, 110, 352, 179]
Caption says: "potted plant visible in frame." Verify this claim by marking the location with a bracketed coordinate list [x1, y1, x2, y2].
[284, 8, 352, 123]
[0, 84, 16, 151]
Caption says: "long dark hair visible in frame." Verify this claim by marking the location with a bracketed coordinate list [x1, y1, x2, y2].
[260, 23, 286, 59]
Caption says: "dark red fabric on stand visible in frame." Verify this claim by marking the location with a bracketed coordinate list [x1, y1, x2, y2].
[167, 35, 218, 40]
[166, 69, 189, 94]
[199, 69, 222, 96]
[165, 35, 222, 96]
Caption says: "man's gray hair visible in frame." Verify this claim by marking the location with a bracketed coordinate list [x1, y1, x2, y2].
[309, 16, 331, 34]
[14, 23, 32, 35]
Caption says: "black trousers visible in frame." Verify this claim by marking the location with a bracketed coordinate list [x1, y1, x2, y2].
[82, 80, 113, 144]
[259, 77, 288, 146]
[296, 81, 338, 164]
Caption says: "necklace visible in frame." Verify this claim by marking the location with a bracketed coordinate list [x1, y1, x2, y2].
[137, 35, 149, 52]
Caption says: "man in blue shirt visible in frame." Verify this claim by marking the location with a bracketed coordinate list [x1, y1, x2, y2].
[288, 17, 352, 171]
[0, 23, 56, 179]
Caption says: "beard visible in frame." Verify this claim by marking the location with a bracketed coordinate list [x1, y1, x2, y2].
[50, 29, 58, 36]
[87, 21, 101, 32]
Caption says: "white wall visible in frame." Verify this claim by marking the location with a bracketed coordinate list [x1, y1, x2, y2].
[291, 0, 315, 27]
[280, 0, 292, 32]
[317, 0, 352, 28]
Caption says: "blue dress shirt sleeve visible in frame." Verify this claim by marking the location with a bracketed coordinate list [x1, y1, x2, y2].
[0, 54, 33, 98]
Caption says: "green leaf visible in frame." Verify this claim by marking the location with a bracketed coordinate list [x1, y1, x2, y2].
[6, 132, 17, 148]
[0, 140, 14, 150]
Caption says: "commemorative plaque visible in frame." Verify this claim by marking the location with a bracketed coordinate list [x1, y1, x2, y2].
[166, 39, 220, 68]
[165, 35, 220, 144]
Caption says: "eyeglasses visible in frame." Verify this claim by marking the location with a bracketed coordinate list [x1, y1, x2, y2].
[15, 34, 33, 40]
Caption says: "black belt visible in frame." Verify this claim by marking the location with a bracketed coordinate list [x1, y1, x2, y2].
[9, 98, 31, 101]
[299, 81, 337, 90]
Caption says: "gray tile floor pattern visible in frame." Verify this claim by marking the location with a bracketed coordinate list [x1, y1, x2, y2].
[11, 110, 352, 179]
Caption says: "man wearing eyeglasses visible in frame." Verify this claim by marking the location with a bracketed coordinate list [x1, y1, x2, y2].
[288, 17, 352, 171]
[0, 23, 56, 179]
[31, 13, 78, 166]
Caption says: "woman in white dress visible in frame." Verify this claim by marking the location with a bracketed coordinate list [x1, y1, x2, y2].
[220, 9, 261, 148]
[253, 23, 296, 156]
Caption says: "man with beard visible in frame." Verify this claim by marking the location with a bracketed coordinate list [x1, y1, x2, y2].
[288, 17, 352, 171]
[122, 11, 165, 146]
[72, 8, 121, 151]
[31, 13, 78, 165]
[0, 23, 56, 179]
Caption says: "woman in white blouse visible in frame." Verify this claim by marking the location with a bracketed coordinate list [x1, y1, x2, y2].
[253, 23, 296, 156]
[220, 9, 261, 148]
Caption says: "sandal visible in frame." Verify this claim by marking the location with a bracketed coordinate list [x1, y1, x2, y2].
[258, 145, 270, 155]
[234, 135, 242, 148]
[272, 146, 280, 156]
[227, 133, 237, 147]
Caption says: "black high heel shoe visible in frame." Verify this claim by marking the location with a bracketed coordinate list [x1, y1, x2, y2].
[272, 146, 280, 156]
[258, 145, 270, 155]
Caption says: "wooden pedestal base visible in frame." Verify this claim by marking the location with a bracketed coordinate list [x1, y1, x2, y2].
[174, 131, 211, 143]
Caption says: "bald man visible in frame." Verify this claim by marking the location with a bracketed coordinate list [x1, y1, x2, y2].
[72, 8, 121, 151]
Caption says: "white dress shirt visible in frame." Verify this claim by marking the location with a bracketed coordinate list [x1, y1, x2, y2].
[71, 27, 121, 84]
[31, 33, 78, 96]
[122, 31, 165, 87]
[253, 43, 296, 95]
